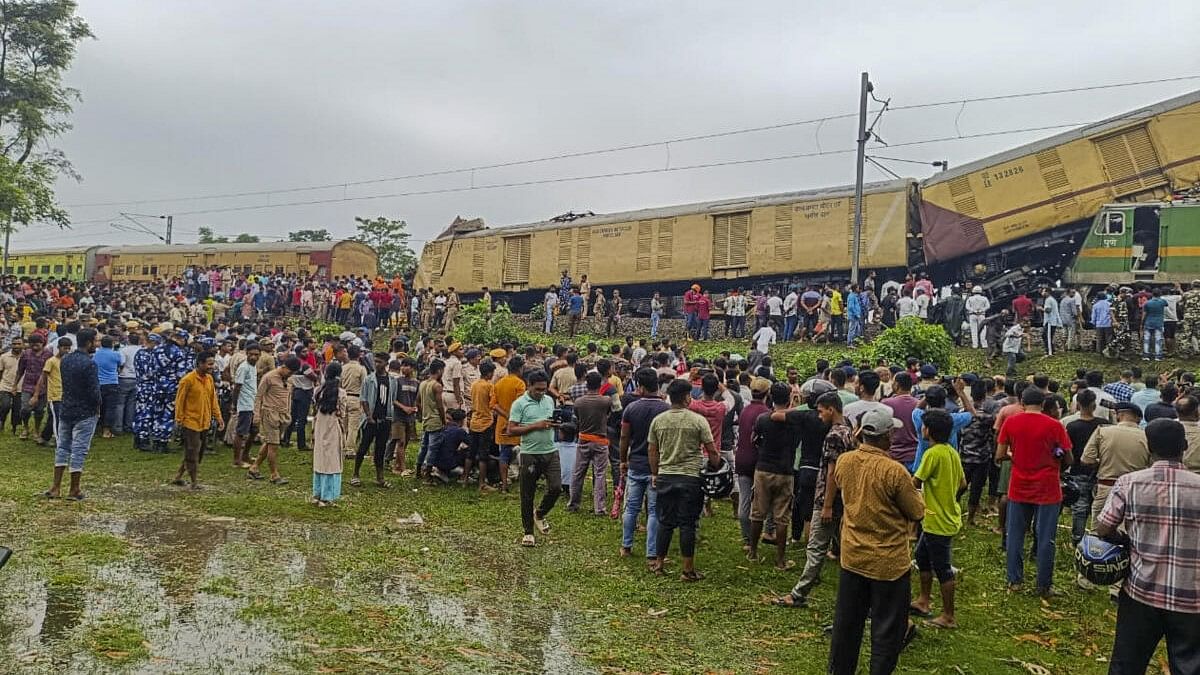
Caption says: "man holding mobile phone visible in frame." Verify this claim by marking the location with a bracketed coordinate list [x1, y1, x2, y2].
[507, 370, 561, 547]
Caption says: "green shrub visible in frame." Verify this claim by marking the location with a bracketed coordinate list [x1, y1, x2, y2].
[864, 317, 953, 370]
[452, 300, 524, 345]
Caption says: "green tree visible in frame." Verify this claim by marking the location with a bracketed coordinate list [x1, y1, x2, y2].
[352, 216, 416, 276]
[0, 0, 92, 264]
[288, 228, 332, 242]
[197, 226, 227, 243]
[197, 227, 259, 244]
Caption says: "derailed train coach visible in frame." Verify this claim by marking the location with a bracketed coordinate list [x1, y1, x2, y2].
[415, 180, 918, 312]
[416, 88, 1200, 311]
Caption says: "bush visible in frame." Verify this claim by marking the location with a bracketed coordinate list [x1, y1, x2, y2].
[864, 317, 953, 370]
[452, 300, 524, 345]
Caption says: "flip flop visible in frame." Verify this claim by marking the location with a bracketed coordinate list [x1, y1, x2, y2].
[350, 477, 362, 487]
[679, 570, 705, 583]
[520, 534, 536, 547]
[246, 471, 264, 480]
[270, 477, 289, 485]
[170, 479, 187, 487]
[925, 617, 957, 629]
[908, 604, 933, 618]
[40, 490, 58, 499]
[375, 481, 392, 489]
[67, 493, 86, 502]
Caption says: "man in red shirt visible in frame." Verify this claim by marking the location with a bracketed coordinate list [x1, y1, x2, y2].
[1011, 293, 1034, 325]
[996, 387, 1072, 598]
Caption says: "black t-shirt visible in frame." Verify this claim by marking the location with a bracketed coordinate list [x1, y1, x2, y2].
[620, 397, 670, 475]
[790, 408, 829, 469]
[1065, 417, 1107, 475]
[1145, 402, 1178, 423]
[752, 409, 805, 475]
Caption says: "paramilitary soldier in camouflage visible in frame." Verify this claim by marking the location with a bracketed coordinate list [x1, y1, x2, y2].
[1105, 287, 1135, 359]
[1179, 280, 1200, 357]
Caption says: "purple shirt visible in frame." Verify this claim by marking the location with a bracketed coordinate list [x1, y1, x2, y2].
[18, 348, 50, 394]
[882, 394, 919, 465]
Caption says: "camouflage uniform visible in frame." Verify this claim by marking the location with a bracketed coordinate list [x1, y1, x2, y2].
[1105, 294, 1133, 358]
[1178, 285, 1200, 357]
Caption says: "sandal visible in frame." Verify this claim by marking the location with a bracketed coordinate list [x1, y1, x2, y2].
[270, 477, 289, 485]
[40, 490, 58, 499]
[908, 604, 933, 618]
[170, 479, 187, 487]
[246, 471, 264, 480]
[772, 594, 806, 608]
[350, 477, 362, 487]
[375, 481, 392, 489]
[679, 570, 705, 583]
[67, 493, 86, 502]
[520, 534, 536, 547]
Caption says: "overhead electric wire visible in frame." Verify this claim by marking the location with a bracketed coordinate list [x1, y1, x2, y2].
[136, 120, 1090, 218]
[61, 75, 1200, 210]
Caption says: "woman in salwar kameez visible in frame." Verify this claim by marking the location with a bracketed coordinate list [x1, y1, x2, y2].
[311, 362, 348, 507]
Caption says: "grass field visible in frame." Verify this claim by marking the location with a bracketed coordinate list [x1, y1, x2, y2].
[0, 343, 1183, 674]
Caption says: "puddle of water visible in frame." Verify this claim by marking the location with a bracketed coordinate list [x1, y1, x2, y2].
[373, 573, 596, 674]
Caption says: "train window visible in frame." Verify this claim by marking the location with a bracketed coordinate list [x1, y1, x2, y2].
[53, 265, 63, 274]
[15, 266, 24, 275]
[275, 265, 284, 275]
[142, 266, 150, 275]
[712, 212, 750, 269]
[150, 266, 158, 276]
[1096, 212, 1125, 236]
[40, 265, 50, 274]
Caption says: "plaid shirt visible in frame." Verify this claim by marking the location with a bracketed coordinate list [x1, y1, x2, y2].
[1098, 461, 1200, 613]
[1102, 381, 1134, 403]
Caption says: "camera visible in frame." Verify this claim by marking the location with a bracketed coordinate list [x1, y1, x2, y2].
[1098, 399, 1117, 410]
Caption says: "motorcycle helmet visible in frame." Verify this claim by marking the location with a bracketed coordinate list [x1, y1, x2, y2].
[700, 458, 734, 499]
[1074, 533, 1130, 586]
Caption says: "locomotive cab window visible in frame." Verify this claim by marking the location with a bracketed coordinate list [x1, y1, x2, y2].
[1095, 212, 1125, 236]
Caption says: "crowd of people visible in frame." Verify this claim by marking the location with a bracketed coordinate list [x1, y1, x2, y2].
[542, 271, 1200, 377]
[6, 264, 1199, 675]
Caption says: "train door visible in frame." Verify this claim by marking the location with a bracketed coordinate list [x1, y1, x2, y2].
[1130, 206, 1161, 276]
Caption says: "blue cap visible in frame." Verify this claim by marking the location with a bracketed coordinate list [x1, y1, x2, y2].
[175, 330, 190, 341]
[148, 333, 163, 343]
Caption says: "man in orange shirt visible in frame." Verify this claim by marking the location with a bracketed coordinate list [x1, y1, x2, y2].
[469, 361, 497, 492]
[172, 351, 224, 490]
[491, 356, 527, 492]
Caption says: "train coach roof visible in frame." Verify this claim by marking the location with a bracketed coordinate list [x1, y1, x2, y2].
[434, 178, 915, 240]
[94, 241, 352, 254]
[2, 246, 99, 255]
[921, 88, 1200, 188]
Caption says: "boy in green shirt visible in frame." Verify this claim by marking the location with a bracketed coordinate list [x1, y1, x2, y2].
[912, 409, 966, 628]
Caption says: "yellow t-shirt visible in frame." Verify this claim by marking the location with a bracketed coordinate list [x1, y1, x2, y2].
[830, 291, 844, 316]
[42, 356, 63, 402]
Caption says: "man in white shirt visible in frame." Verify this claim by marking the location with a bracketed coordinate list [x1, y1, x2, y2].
[914, 288, 930, 320]
[897, 294, 918, 319]
[965, 286, 991, 349]
[543, 287, 559, 334]
[766, 291, 784, 332]
[1059, 287, 1083, 351]
[724, 290, 747, 338]
[752, 324, 777, 355]
[783, 289, 799, 342]
[115, 334, 142, 435]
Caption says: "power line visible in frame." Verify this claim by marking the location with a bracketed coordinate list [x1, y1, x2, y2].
[147, 120, 1090, 218]
[61, 75, 1199, 210]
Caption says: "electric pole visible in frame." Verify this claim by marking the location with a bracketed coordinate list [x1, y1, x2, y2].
[850, 72, 872, 285]
[166, 215, 173, 245]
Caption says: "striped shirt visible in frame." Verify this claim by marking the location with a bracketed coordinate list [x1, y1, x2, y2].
[1098, 461, 1200, 613]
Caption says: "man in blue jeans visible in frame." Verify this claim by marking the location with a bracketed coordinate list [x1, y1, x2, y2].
[995, 387, 1073, 598]
[43, 328, 101, 502]
[618, 368, 669, 565]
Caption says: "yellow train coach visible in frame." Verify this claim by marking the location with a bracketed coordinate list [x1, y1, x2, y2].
[415, 179, 916, 309]
[918, 88, 1200, 277]
[93, 241, 378, 282]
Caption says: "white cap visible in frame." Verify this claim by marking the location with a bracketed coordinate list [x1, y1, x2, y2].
[972, 286, 983, 294]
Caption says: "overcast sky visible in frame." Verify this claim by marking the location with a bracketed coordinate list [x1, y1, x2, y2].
[25, 0, 1200, 250]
